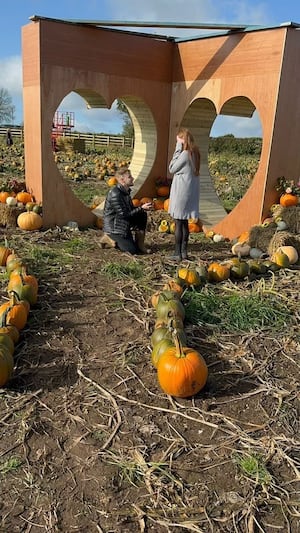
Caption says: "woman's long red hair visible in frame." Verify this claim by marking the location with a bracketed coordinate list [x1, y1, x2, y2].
[177, 128, 200, 175]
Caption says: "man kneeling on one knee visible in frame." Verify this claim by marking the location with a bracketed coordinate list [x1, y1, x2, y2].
[102, 167, 152, 254]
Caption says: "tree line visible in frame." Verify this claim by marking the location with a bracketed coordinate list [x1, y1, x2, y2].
[0, 88, 263, 156]
[209, 134, 262, 156]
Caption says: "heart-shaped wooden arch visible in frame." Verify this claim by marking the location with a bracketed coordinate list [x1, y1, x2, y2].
[22, 17, 300, 238]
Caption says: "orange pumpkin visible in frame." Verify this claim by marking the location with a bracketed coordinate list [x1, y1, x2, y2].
[207, 262, 230, 283]
[8, 268, 38, 306]
[140, 197, 153, 205]
[153, 199, 165, 210]
[163, 198, 170, 211]
[0, 292, 29, 330]
[0, 192, 10, 204]
[132, 198, 141, 207]
[238, 231, 250, 244]
[156, 185, 170, 197]
[107, 177, 118, 187]
[17, 212, 43, 231]
[163, 279, 184, 297]
[279, 193, 298, 207]
[157, 334, 208, 398]
[0, 246, 12, 266]
[178, 267, 201, 287]
[0, 321, 20, 344]
[188, 222, 201, 233]
[16, 191, 33, 204]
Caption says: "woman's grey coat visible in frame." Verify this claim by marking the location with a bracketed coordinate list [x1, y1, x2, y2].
[168, 141, 200, 220]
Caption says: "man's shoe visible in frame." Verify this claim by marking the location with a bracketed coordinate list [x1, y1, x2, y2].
[99, 233, 116, 249]
[135, 230, 151, 254]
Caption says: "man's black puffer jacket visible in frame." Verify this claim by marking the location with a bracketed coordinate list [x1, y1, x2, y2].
[103, 184, 143, 236]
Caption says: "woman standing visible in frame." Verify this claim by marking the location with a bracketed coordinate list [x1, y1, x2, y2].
[168, 128, 200, 261]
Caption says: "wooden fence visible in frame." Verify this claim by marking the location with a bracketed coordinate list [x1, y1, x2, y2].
[0, 127, 134, 149]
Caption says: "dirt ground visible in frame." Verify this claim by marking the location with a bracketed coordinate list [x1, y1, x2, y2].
[0, 214, 300, 533]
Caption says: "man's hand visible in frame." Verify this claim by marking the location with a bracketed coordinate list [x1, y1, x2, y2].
[141, 202, 153, 210]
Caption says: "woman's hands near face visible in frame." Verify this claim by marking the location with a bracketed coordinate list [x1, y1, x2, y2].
[176, 135, 184, 144]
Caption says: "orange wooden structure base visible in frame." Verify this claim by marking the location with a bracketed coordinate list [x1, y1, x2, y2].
[22, 18, 300, 237]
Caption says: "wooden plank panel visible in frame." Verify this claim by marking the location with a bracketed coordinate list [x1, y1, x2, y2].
[173, 28, 286, 82]
[39, 20, 173, 83]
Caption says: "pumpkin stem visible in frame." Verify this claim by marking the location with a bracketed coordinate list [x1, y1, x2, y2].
[1, 308, 10, 327]
[172, 329, 185, 358]
[8, 290, 21, 305]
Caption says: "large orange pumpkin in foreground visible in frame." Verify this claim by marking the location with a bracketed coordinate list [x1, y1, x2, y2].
[157, 333, 208, 398]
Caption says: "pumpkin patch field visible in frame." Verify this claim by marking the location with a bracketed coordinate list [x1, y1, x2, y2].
[0, 140, 299, 533]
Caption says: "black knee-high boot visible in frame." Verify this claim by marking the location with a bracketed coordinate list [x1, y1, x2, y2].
[167, 243, 182, 261]
[181, 240, 188, 260]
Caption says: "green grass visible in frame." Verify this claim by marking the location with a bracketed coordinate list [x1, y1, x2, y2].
[234, 452, 272, 486]
[68, 180, 108, 206]
[17, 238, 93, 277]
[101, 261, 144, 280]
[103, 449, 178, 489]
[62, 236, 93, 254]
[0, 456, 22, 475]
[183, 281, 292, 332]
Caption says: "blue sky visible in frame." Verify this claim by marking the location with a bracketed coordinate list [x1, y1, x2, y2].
[1, 0, 300, 137]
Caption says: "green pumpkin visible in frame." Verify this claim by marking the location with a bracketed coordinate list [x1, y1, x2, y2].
[230, 260, 249, 280]
[262, 260, 280, 272]
[0, 345, 14, 387]
[0, 334, 15, 355]
[156, 296, 185, 321]
[248, 259, 268, 275]
[151, 326, 187, 348]
[151, 339, 175, 368]
[7, 280, 37, 306]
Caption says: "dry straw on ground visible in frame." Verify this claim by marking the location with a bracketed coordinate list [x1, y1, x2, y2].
[268, 230, 300, 256]
[271, 204, 300, 233]
[249, 205, 300, 253]
[248, 223, 277, 252]
[0, 204, 23, 227]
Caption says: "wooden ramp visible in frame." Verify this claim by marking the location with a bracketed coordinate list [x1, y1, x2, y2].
[199, 172, 227, 227]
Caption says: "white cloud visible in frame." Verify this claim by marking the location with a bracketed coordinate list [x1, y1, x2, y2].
[0, 55, 23, 124]
[0, 55, 22, 97]
[59, 94, 124, 134]
[211, 111, 262, 138]
[1, 2, 266, 135]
